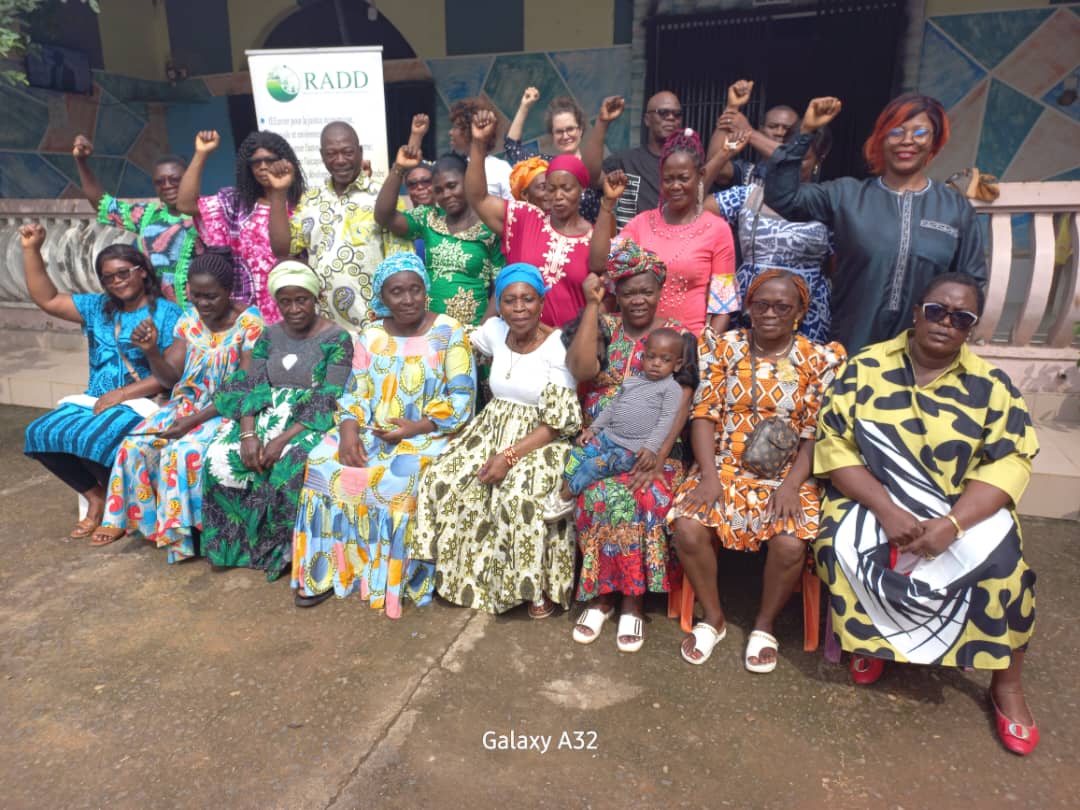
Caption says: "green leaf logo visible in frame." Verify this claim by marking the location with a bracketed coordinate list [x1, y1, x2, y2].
[266, 66, 300, 103]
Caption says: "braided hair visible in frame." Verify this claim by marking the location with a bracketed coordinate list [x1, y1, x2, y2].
[186, 247, 235, 293]
[660, 128, 705, 171]
[95, 243, 163, 319]
[235, 130, 306, 214]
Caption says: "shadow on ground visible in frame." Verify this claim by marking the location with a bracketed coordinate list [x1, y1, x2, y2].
[1, 405, 1076, 809]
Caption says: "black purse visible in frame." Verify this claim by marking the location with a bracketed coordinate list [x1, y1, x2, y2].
[741, 347, 799, 479]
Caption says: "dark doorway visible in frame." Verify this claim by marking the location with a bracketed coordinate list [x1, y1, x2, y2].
[646, 0, 908, 179]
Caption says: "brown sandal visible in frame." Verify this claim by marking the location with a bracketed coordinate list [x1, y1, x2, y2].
[69, 516, 99, 540]
[90, 526, 126, 547]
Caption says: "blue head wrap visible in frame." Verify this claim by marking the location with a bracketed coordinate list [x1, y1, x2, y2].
[494, 262, 546, 303]
[371, 252, 430, 317]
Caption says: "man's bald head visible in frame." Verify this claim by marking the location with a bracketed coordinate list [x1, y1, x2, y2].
[320, 121, 363, 190]
[321, 121, 359, 147]
[644, 91, 683, 147]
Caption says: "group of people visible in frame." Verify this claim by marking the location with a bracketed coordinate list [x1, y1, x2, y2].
[21, 79, 1040, 757]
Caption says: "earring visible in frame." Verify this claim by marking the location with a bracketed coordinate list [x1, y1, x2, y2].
[792, 319, 800, 332]
[697, 180, 704, 206]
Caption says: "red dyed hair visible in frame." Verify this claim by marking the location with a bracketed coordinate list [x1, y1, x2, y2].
[862, 93, 949, 176]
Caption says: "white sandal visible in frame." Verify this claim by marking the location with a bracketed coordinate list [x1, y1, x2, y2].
[572, 606, 614, 644]
[615, 613, 644, 653]
[744, 630, 779, 673]
[680, 622, 727, 665]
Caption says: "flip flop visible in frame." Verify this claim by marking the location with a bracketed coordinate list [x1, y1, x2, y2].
[744, 629, 779, 673]
[69, 516, 99, 540]
[572, 605, 614, 644]
[528, 597, 557, 620]
[616, 613, 644, 654]
[90, 526, 126, 547]
[680, 622, 726, 665]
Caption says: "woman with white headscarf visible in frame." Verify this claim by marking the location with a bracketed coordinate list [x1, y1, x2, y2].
[201, 260, 353, 579]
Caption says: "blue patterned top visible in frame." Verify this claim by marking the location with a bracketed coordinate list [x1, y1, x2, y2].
[713, 183, 833, 272]
[73, 294, 182, 397]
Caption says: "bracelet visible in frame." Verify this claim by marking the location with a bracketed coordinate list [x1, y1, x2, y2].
[391, 164, 406, 177]
[239, 431, 258, 441]
[944, 513, 964, 539]
[502, 446, 519, 467]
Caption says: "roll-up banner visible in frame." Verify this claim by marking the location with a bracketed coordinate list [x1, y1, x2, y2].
[246, 46, 388, 183]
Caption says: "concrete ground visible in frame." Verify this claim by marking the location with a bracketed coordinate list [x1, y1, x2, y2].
[1, 403, 1076, 810]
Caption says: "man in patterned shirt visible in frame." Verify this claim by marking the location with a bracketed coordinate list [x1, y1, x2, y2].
[269, 121, 411, 330]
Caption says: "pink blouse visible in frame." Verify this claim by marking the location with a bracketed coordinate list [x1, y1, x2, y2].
[620, 209, 738, 335]
[502, 200, 592, 328]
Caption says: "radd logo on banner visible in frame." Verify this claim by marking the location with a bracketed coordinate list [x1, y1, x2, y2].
[247, 46, 388, 183]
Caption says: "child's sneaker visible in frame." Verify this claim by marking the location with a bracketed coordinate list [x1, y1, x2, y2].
[541, 489, 575, 522]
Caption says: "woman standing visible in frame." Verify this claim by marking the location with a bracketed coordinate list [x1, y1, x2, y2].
[201, 261, 352, 580]
[375, 147, 504, 327]
[21, 225, 181, 541]
[95, 251, 264, 557]
[509, 156, 551, 214]
[177, 129, 305, 324]
[292, 253, 476, 615]
[504, 87, 601, 222]
[467, 109, 593, 328]
[669, 271, 845, 669]
[411, 264, 582, 616]
[765, 94, 986, 352]
[448, 97, 513, 200]
[561, 242, 695, 651]
[596, 131, 737, 336]
[707, 126, 835, 343]
[814, 274, 1039, 755]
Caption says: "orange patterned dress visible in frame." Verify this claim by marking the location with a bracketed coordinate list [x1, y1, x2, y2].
[668, 327, 845, 550]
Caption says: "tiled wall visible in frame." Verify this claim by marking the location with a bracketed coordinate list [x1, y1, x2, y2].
[0, 72, 237, 199]
[918, 4, 1080, 182]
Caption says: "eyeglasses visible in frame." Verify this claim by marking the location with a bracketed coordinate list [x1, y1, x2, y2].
[100, 267, 137, 285]
[153, 176, 181, 187]
[920, 302, 979, 329]
[405, 176, 432, 189]
[247, 156, 280, 168]
[552, 126, 581, 138]
[647, 107, 683, 120]
[885, 126, 932, 144]
[748, 300, 795, 316]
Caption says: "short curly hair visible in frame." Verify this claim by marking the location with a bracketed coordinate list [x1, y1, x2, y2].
[448, 96, 499, 154]
[543, 96, 586, 135]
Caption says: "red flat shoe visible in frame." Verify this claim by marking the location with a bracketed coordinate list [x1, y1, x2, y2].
[990, 692, 1039, 756]
[849, 655, 885, 685]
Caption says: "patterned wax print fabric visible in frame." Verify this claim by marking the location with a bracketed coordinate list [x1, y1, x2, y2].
[668, 328, 846, 551]
[502, 200, 591, 328]
[619, 209, 738, 336]
[410, 317, 582, 613]
[289, 175, 414, 331]
[503, 137, 602, 223]
[570, 314, 688, 600]
[98, 194, 200, 309]
[713, 183, 833, 343]
[100, 307, 264, 562]
[402, 205, 504, 326]
[24, 294, 181, 467]
[292, 315, 477, 617]
[197, 187, 284, 322]
[201, 323, 353, 580]
[813, 332, 1039, 669]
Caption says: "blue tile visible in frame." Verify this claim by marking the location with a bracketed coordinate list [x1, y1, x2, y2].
[549, 48, 632, 128]
[117, 162, 156, 198]
[94, 90, 147, 156]
[432, 93, 451, 158]
[918, 23, 987, 110]
[40, 153, 79, 185]
[484, 53, 571, 144]
[932, 8, 1054, 69]
[1041, 69, 1080, 123]
[0, 84, 50, 150]
[1049, 166, 1080, 181]
[165, 97, 236, 193]
[0, 152, 70, 197]
[92, 70, 210, 104]
[40, 152, 125, 195]
[976, 79, 1046, 177]
[427, 56, 494, 107]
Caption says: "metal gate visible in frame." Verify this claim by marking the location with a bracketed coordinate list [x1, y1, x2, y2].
[646, 0, 907, 179]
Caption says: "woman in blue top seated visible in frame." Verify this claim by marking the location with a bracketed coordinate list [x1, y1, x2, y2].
[20, 224, 181, 542]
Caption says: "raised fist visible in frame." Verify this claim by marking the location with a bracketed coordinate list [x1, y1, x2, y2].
[802, 97, 842, 132]
[520, 87, 540, 109]
[410, 113, 430, 137]
[598, 96, 625, 124]
[72, 135, 94, 160]
[727, 80, 754, 109]
[195, 130, 221, 154]
[19, 223, 46, 250]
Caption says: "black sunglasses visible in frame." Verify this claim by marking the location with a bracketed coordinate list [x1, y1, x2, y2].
[921, 302, 979, 330]
[647, 107, 683, 120]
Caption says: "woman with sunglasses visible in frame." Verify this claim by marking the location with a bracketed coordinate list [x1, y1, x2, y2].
[814, 273, 1040, 756]
[20, 224, 181, 543]
[176, 129, 306, 324]
[72, 135, 199, 309]
[765, 94, 986, 353]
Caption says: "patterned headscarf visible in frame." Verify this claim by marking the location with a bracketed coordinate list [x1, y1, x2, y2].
[371, 252, 430, 317]
[268, 260, 321, 298]
[746, 268, 810, 313]
[509, 156, 548, 201]
[606, 238, 667, 287]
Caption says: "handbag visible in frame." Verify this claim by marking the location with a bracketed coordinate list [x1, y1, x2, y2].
[741, 347, 800, 479]
[946, 168, 1000, 203]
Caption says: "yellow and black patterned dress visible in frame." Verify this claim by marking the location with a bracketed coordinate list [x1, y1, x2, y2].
[814, 332, 1039, 669]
